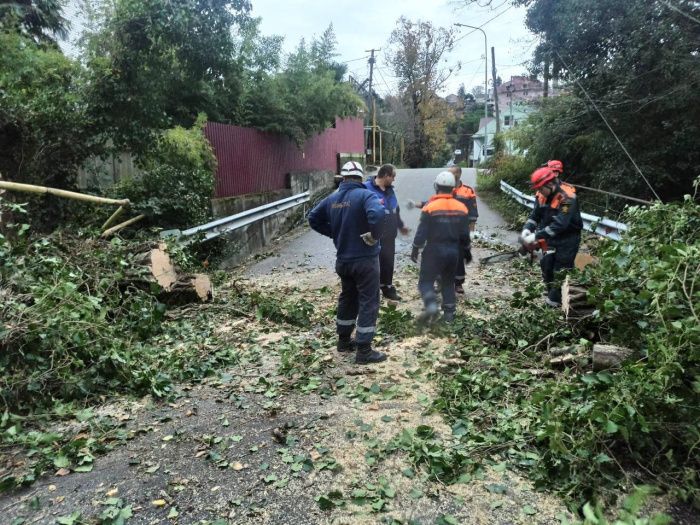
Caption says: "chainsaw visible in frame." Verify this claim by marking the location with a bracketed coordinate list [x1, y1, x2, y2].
[479, 238, 549, 266]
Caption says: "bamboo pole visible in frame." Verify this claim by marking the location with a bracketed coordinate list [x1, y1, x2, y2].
[101, 205, 127, 232]
[0, 180, 130, 207]
[101, 214, 146, 238]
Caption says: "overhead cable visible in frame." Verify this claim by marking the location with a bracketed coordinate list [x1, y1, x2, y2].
[552, 47, 662, 201]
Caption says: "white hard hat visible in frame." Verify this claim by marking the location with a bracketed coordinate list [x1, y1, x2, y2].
[341, 161, 364, 178]
[434, 171, 456, 188]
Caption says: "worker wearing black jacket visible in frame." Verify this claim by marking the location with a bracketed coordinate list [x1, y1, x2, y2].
[521, 166, 583, 307]
[411, 171, 471, 324]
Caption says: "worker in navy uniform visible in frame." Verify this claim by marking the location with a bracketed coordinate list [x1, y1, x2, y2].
[520, 163, 583, 307]
[410, 171, 471, 324]
[308, 161, 387, 364]
[363, 164, 410, 301]
[448, 166, 478, 294]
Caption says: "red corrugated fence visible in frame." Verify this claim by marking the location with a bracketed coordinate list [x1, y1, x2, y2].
[205, 117, 364, 198]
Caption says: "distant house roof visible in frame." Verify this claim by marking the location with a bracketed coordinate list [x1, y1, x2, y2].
[478, 117, 494, 131]
[445, 94, 461, 106]
[473, 117, 496, 139]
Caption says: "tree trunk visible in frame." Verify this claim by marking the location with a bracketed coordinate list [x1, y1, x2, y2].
[162, 274, 213, 306]
[133, 243, 178, 291]
[132, 243, 212, 305]
[562, 276, 596, 320]
[592, 344, 634, 371]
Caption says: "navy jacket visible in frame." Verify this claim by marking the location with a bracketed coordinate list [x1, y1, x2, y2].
[524, 182, 583, 248]
[413, 194, 471, 252]
[308, 180, 385, 262]
[363, 177, 405, 240]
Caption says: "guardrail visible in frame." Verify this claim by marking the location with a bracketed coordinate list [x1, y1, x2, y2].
[500, 180, 628, 241]
[162, 191, 310, 243]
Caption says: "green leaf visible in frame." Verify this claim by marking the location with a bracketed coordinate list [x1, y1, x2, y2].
[56, 511, 82, 525]
[485, 483, 507, 494]
[53, 455, 70, 469]
[522, 505, 537, 515]
[582, 502, 599, 524]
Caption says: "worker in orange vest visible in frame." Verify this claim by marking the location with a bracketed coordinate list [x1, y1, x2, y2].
[520, 162, 582, 307]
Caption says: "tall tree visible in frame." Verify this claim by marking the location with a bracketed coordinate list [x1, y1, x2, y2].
[386, 17, 457, 167]
[82, 0, 252, 152]
[516, 0, 700, 200]
[0, 0, 69, 45]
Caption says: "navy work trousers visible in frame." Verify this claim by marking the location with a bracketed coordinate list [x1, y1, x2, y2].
[379, 236, 396, 288]
[418, 244, 459, 314]
[455, 245, 466, 284]
[540, 235, 580, 303]
[335, 256, 380, 344]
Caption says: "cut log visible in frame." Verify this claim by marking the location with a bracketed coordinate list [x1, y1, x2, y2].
[562, 276, 596, 320]
[134, 243, 178, 291]
[592, 344, 634, 371]
[161, 274, 213, 306]
[549, 353, 578, 367]
[131, 244, 212, 305]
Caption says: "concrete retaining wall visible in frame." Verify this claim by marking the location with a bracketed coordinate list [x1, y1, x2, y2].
[212, 170, 334, 268]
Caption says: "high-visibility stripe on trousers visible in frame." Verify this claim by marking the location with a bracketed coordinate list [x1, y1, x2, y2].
[335, 256, 380, 344]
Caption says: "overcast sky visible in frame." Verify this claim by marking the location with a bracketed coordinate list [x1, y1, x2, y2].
[62, 0, 537, 96]
[251, 0, 536, 96]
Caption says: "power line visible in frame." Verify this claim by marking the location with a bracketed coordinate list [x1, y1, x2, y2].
[453, 5, 513, 45]
[341, 55, 371, 64]
[375, 67, 395, 95]
[551, 47, 662, 201]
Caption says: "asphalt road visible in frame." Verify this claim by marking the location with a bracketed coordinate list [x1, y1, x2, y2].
[246, 167, 509, 276]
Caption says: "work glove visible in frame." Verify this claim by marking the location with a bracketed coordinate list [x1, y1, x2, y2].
[521, 231, 536, 246]
[360, 232, 378, 246]
[464, 247, 473, 264]
[410, 246, 420, 263]
[406, 199, 417, 210]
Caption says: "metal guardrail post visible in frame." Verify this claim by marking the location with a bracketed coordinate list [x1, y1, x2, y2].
[499, 180, 628, 241]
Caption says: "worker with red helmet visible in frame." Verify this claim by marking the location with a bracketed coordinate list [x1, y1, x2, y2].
[520, 161, 582, 307]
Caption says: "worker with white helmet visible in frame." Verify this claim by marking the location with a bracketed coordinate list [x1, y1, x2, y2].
[308, 161, 387, 364]
[410, 171, 471, 324]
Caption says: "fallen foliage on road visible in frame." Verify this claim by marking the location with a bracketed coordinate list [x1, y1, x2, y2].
[1, 196, 698, 524]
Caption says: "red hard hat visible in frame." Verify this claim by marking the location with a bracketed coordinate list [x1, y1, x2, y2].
[547, 159, 564, 173]
[530, 167, 557, 189]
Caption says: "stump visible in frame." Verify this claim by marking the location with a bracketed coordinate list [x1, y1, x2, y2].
[592, 344, 634, 371]
[562, 276, 596, 320]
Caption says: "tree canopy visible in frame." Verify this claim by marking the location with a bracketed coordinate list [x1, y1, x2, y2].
[513, 0, 700, 201]
[386, 17, 457, 167]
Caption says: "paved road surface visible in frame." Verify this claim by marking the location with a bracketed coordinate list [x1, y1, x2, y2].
[246, 167, 509, 276]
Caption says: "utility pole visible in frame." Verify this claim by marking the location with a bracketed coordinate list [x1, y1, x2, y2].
[491, 46, 501, 133]
[365, 49, 379, 164]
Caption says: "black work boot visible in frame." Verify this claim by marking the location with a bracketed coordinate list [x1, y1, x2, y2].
[355, 343, 387, 365]
[417, 302, 440, 326]
[381, 285, 402, 302]
[454, 282, 465, 295]
[441, 310, 455, 323]
[337, 336, 356, 353]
